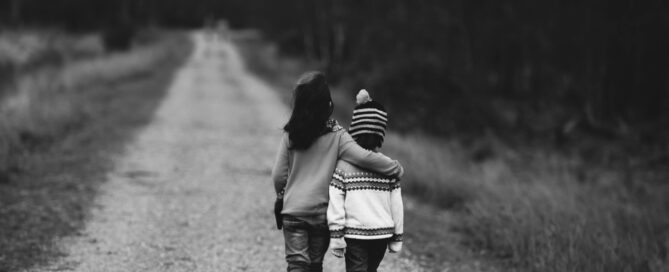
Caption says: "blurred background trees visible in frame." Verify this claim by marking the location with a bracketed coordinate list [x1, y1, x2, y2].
[2, 2, 667, 271]
[2, 0, 668, 143]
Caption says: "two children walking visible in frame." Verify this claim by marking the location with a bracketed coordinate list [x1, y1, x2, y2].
[271, 72, 405, 272]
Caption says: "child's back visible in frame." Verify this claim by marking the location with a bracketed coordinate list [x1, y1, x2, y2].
[273, 121, 401, 217]
[328, 159, 403, 241]
[271, 73, 404, 272]
[326, 89, 404, 272]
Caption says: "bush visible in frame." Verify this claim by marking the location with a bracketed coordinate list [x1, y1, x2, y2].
[0, 60, 15, 93]
[102, 24, 135, 52]
[0, 30, 185, 179]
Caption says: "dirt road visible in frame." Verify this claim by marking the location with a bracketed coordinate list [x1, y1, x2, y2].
[34, 32, 423, 272]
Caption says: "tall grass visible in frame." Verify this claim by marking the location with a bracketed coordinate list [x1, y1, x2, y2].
[0, 30, 192, 270]
[0, 30, 103, 65]
[233, 33, 668, 272]
[383, 133, 668, 272]
[0, 30, 185, 179]
[0, 30, 104, 94]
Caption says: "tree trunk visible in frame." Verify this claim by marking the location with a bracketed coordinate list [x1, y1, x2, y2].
[10, 0, 22, 24]
[330, 0, 346, 73]
[300, 0, 317, 61]
[119, 0, 132, 24]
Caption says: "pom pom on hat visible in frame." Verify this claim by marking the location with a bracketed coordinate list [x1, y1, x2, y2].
[350, 89, 387, 140]
[356, 89, 372, 105]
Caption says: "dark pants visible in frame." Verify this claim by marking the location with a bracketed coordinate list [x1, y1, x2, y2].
[282, 215, 330, 272]
[344, 238, 389, 272]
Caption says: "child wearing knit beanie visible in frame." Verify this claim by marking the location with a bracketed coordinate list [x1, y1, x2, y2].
[272, 73, 405, 272]
[327, 89, 405, 271]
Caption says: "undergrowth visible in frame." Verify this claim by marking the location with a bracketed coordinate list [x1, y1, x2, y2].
[0, 30, 192, 271]
[235, 33, 669, 272]
[383, 134, 668, 272]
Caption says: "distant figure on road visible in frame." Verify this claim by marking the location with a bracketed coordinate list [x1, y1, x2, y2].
[327, 89, 404, 272]
[272, 72, 404, 272]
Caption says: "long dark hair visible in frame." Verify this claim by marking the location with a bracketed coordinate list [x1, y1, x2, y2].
[283, 71, 334, 150]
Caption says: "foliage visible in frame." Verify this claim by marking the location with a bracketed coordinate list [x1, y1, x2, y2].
[102, 24, 135, 52]
[3, 0, 668, 139]
[0, 30, 105, 97]
[383, 133, 669, 272]
[235, 33, 669, 272]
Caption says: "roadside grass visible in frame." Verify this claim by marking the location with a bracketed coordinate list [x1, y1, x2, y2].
[231, 30, 320, 104]
[0, 30, 105, 98]
[0, 29, 104, 64]
[0, 30, 192, 271]
[234, 33, 669, 272]
[234, 33, 499, 271]
[383, 134, 668, 272]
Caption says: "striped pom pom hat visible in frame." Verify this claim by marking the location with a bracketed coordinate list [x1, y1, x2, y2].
[349, 89, 387, 139]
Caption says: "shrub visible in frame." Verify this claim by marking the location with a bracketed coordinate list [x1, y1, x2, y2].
[102, 24, 135, 52]
[382, 133, 668, 272]
[0, 30, 185, 180]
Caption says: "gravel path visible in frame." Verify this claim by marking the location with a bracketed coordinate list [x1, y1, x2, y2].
[33, 32, 424, 272]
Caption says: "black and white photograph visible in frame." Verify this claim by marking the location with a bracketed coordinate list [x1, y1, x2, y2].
[0, 1, 668, 271]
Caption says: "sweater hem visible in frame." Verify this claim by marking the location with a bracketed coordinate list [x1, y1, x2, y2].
[344, 234, 393, 240]
[328, 226, 395, 238]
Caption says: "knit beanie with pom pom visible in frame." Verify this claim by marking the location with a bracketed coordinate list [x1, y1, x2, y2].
[349, 89, 388, 139]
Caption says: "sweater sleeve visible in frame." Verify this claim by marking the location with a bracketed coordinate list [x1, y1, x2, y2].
[338, 132, 403, 177]
[271, 133, 290, 195]
[390, 180, 404, 242]
[327, 167, 347, 239]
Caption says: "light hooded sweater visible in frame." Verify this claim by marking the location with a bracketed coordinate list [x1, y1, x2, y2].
[272, 121, 403, 217]
[327, 159, 404, 251]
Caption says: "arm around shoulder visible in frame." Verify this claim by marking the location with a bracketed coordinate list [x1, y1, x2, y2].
[338, 132, 404, 177]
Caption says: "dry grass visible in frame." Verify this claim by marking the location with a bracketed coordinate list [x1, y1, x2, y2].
[0, 30, 104, 96]
[383, 133, 669, 272]
[0, 31, 180, 172]
[231, 30, 321, 102]
[0, 30, 192, 271]
[233, 33, 669, 272]
[0, 30, 103, 65]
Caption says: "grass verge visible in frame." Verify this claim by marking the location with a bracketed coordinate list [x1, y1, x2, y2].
[234, 33, 669, 272]
[234, 31, 499, 271]
[0, 30, 192, 271]
[383, 134, 668, 272]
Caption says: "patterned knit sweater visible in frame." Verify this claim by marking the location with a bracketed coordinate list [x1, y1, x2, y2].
[327, 159, 404, 245]
[272, 120, 404, 217]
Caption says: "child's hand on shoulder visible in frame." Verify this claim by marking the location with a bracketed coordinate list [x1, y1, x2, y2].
[396, 163, 405, 178]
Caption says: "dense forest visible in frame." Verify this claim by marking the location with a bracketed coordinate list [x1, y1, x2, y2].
[2, 0, 668, 144]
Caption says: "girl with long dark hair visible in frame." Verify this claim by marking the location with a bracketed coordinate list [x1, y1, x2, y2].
[272, 72, 403, 272]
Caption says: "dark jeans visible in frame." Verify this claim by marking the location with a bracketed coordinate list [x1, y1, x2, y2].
[344, 238, 389, 272]
[282, 214, 330, 272]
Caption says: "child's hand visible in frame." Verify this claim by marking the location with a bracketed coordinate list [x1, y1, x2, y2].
[389, 161, 404, 179]
[332, 248, 345, 258]
[329, 237, 347, 258]
[388, 241, 402, 253]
